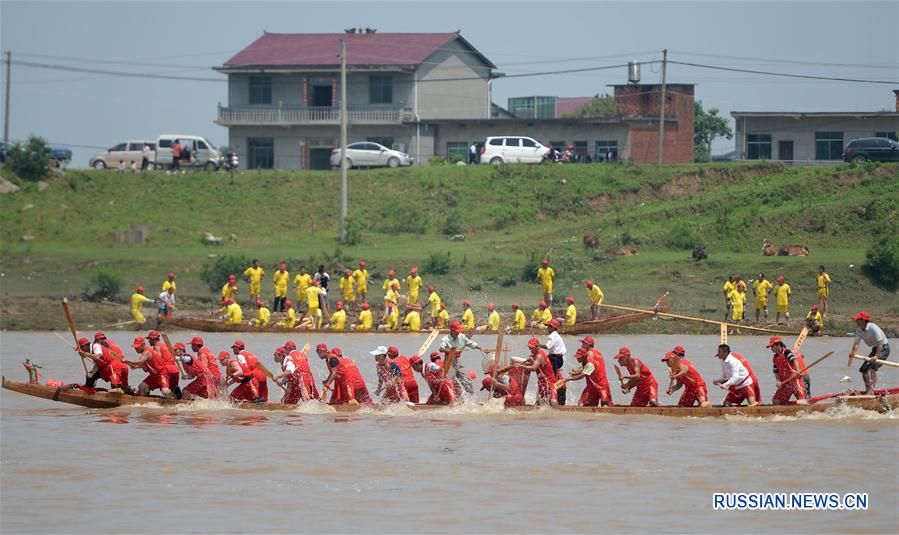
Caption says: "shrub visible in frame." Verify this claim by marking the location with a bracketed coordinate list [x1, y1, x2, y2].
[442, 210, 462, 236]
[664, 221, 704, 250]
[423, 252, 451, 275]
[428, 155, 448, 166]
[519, 254, 540, 282]
[5, 135, 51, 182]
[863, 235, 899, 290]
[342, 216, 364, 245]
[199, 254, 251, 293]
[374, 206, 425, 235]
[82, 269, 122, 302]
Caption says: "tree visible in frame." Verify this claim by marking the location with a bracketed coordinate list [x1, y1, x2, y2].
[5, 135, 51, 181]
[694, 101, 733, 162]
[564, 95, 615, 119]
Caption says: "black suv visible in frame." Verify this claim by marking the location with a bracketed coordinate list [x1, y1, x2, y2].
[842, 137, 899, 163]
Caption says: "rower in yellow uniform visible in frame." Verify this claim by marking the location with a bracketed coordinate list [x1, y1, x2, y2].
[221, 274, 239, 304]
[511, 303, 527, 332]
[727, 282, 747, 333]
[427, 285, 441, 328]
[461, 300, 475, 331]
[272, 263, 290, 312]
[816, 265, 831, 317]
[804, 304, 823, 334]
[385, 282, 400, 313]
[537, 259, 555, 306]
[293, 265, 312, 311]
[530, 300, 552, 328]
[243, 259, 265, 306]
[379, 303, 399, 331]
[774, 275, 791, 325]
[564, 296, 577, 327]
[130, 286, 154, 329]
[722, 275, 736, 322]
[402, 305, 421, 331]
[328, 301, 347, 330]
[476, 303, 500, 333]
[436, 303, 450, 329]
[752, 272, 772, 323]
[220, 298, 243, 325]
[405, 267, 423, 306]
[305, 279, 324, 329]
[353, 260, 369, 305]
[382, 269, 401, 298]
[352, 302, 373, 331]
[339, 269, 356, 307]
[276, 300, 298, 328]
[585, 281, 604, 320]
[252, 299, 271, 327]
[162, 272, 176, 295]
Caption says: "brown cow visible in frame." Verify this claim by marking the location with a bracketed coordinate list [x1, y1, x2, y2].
[762, 241, 777, 256]
[777, 245, 810, 256]
[605, 246, 638, 256]
[583, 234, 599, 251]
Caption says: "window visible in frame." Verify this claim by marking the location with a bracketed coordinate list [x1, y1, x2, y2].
[595, 140, 618, 159]
[875, 131, 898, 141]
[504, 138, 521, 147]
[573, 141, 587, 156]
[747, 134, 772, 160]
[370, 75, 393, 104]
[521, 138, 537, 148]
[128, 143, 144, 151]
[111, 143, 127, 152]
[247, 137, 274, 169]
[815, 131, 843, 160]
[367, 137, 394, 149]
[489, 138, 503, 146]
[249, 76, 272, 105]
[446, 142, 468, 160]
[195, 140, 209, 150]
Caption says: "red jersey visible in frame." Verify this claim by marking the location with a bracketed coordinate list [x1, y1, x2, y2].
[678, 358, 706, 390]
[773, 350, 799, 382]
[585, 349, 610, 390]
[334, 358, 367, 390]
[198, 347, 221, 381]
[151, 342, 179, 375]
[626, 357, 655, 384]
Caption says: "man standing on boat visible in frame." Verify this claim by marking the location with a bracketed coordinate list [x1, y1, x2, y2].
[426, 285, 441, 328]
[616, 347, 659, 407]
[405, 267, 423, 306]
[352, 260, 368, 305]
[849, 311, 890, 395]
[767, 337, 808, 405]
[585, 281, 604, 320]
[539, 319, 567, 405]
[713, 344, 757, 407]
[439, 321, 490, 395]
[158, 286, 176, 321]
[293, 265, 312, 312]
[537, 259, 555, 307]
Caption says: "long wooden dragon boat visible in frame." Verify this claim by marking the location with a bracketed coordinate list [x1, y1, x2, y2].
[5, 377, 896, 418]
[158, 309, 668, 335]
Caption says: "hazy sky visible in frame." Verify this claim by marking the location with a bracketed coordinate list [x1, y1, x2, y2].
[2, 1, 897, 166]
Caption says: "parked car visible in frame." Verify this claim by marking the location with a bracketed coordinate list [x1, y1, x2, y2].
[329, 142, 414, 168]
[47, 145, 73, 167]
[90, 140, 155, 169]
[156, 134, 223, 171]
[479, 136, 549, 165]
[842, 137, 899, 163]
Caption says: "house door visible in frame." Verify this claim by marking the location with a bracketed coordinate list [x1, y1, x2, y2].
[309, 148, 332, 170]
[778, 141, 794, 162]
[312, 86, 332, 107]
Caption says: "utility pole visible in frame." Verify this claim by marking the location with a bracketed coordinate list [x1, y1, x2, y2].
[656, 48, 667, 166]
[3, 51, 10, 143]
[339, 39, 348, 243]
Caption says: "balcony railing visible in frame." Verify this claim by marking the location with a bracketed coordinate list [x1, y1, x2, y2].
[217, 105, 409, 125]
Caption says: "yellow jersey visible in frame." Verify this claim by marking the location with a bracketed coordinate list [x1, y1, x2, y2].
[221, 283, 238, 301]
[461, 308, 475, 330]
[537, 267, 555, 291]
[752, 279, 772, 299]
[532, 308, 552, 324]
[428, 291, 441, 317]
[305, 286, 323, 310]
[775, 283, 791, 307]
[162, 280, 176, 293]
[806, 310, 823, 324]
[723, 280, 735, 297]
[437, 309, 449, 328]
[356, 310, 373, 330]
[294, 273, 312, 298]
[130, 292, 153, 312]
[277, 307, 297, 328]
[513, 309, 527, 331]
[486, 310, 500, 331]
[254, 307, 271, 327]
[565, 304, 577, 326]
[405, 275, 423, 303]
[816, 273, 831, 289]
[384, 307, 399, 330]
[339, 276, 355, 301]
[353, 269, 369, 293]
[226, 302, 243, 324]
[244, 266, 265, 284]
[385, 289, 399, 309]
[728, 289, 746, 311]
[587, 284, 604, 305]
[403, 310, 421, 331]
[273, 270, 290, 293]
[382, 277, 401, 294]
[330, 309, 347, 330]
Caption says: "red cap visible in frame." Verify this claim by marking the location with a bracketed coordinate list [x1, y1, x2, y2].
[852, 311, 871, 321]
[541, 259, 549, 266]
[566, 296, 574, 304]
[487, 303, 495, 311]
[673, 346, 686, 356]
[463, 300, 471, 306]
[544, 319, 560, 329]
[427, 285, 435, 292]
[662, 352, 677, 362]
[218, 351, 230, 361]
[284, 300, 293, 307]
[538, 301, 547, 308]
[810, 304, 818, 310]
[766, 337, 784, 348]
[228, 274, 236, 281]
[223, 298, 233, 305]
[136, 286, 144, 293]
[614, 347, 631, 360]
[440, 303, 446, 309]
[190, 336, 204, 346]
[284, 341, 296, 351]
[480, 376, 494, 390]
[336, 301, 344, 310]
[331, 347, 343, 357]
[147, 330, 160, 339]
[391, 281, 399, 289]
[78, 337, 90, 347]
[410, 267, 418, 274]
[579, 336, 595, 347]
[388, 269, 396, 276]
[173, 342, 186, 351]
[359, 260, 366, 267]
[93, 331, 106, 340]
[361, 303, 370, 310]
[387, 346, 399, 356]
[280, 263, 287, 270]
[316, 343, 328, 352]
[344, 269, 352, 276]
[450, 321, 463, 333]
[132, 337, 145, 349]
[527, 337, 540, 349]
[511, 303, 519, 309]
[311, 279, 319, 286]
[406, 305, 414, 312]
[256, 299, 264, 306]
[231, 340, 245, 350]
[410, 355, 422, 365]
[167, 272, 175, 279]
[430, 351, 441, 361]
[274, 347, 286, 356]
[575, 347, 588, 360]
[585, 281, 593, 287]
[777, 275, 785, 282]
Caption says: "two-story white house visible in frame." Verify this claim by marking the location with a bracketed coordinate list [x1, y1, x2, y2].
[216, 30, 497, 169]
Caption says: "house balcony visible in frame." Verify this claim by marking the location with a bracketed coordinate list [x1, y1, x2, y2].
[216, 104, 412, 126]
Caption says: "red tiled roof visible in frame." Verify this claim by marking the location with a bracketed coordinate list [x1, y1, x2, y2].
[223, 32, 494, 68]
[555, 97, 594, 117]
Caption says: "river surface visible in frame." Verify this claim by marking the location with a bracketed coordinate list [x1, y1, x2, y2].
[1, 331, 897, 534]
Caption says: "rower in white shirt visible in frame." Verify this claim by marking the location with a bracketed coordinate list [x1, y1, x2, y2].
[538, 319, 567, 405]
[712, 344, 758, 407]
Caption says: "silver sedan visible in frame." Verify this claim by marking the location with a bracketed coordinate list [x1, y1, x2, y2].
[330, 142, 414, 168]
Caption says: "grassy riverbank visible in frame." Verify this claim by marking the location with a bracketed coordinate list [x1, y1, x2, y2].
[1, 161, 897, 334]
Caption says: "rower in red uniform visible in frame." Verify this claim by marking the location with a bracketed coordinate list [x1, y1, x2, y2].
[514, 337, 558, 405]
[663, 350, 709, 407]
[388, 346, 419, 403]
[283, 341, 319, 400]
[190, 336, 221, 395]
[174, 342, 215, 399]
[77, 336, 130, 393]
[272, 347, 309, 404]
[562, 346, 612, 407]
[223, 349, 260, 403]
[230, 340, 268, 402]
[615, 347, 659, 407]
[372, 346, 408, 404]
[146, 330, 181, 398]
[482, 362, 525, 406]
[323, 351, 371, 405]
[767, 337, 808, 405]
[125, 337, 176, 398]
[414, 352, 456, 405]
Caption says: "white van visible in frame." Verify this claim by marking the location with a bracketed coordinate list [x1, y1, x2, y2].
[156, 134, 223, 171]
[479, 136, 549, 165]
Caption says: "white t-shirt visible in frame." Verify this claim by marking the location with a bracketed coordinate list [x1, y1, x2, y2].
[545, 331, 566, 356]
[719, 354, 753, 388]
[855, 322, 888, 348]
[282, 357, 297, 375]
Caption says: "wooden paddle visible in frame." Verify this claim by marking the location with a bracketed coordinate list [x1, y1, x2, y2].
[256, 361, 287, 393]
[53, 331, 76, 349]
[792, 326, 809, 353]
[487, 327, 504, 399]
[719, 322, 728, 345]
[417, 329, 440, 358]
[849, 354, 899, 368]
[614, 364, 626, 394]
[779, 351, 834, 387]
[598, 303, 798, 335]
[62, 299, 90, 374]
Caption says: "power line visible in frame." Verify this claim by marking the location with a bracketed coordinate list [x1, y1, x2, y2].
[670, 49, 898, 70]
[11, 60, 225, 82]
[668, 60, 899, 85]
